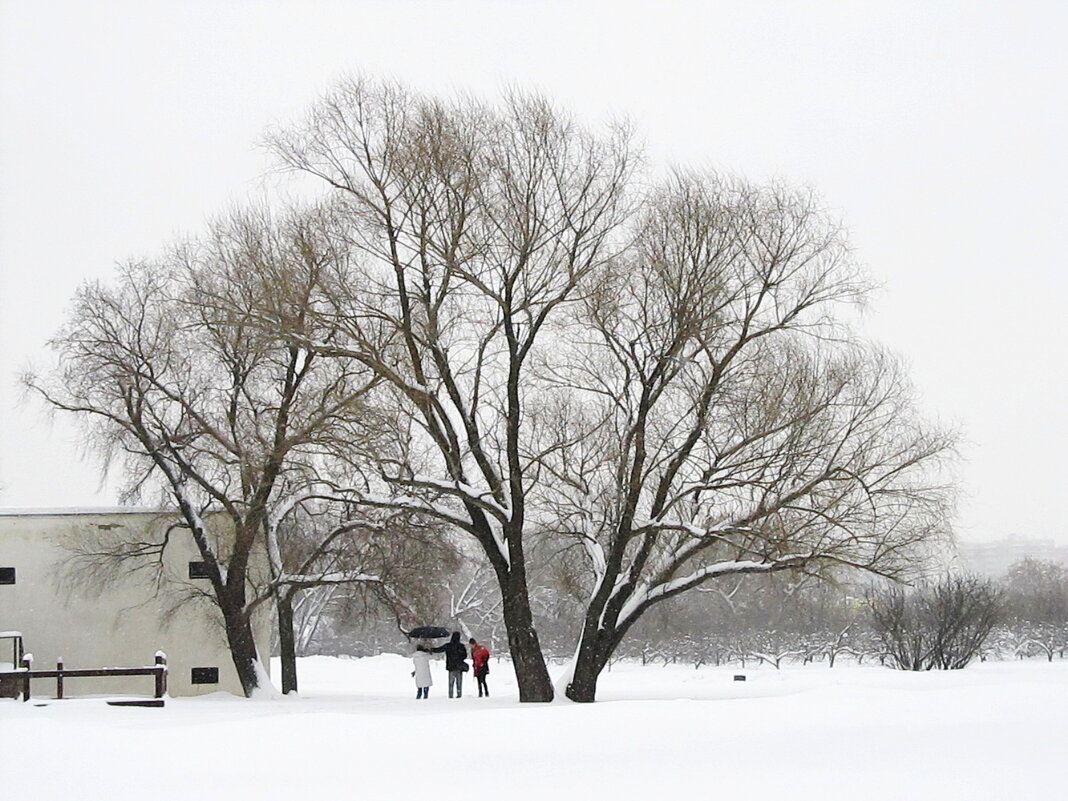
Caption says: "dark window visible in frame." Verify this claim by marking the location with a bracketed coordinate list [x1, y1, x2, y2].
[0, 567, 14, 585]
[188, 561, 212, 580]
[191, 667, 219, 685]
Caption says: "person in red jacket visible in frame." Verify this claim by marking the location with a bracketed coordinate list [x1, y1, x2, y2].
[469, 637, 491, 697]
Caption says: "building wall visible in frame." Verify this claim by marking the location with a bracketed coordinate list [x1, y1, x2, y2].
[956, 536, 1068, 577]
[0, 509, 271, 698]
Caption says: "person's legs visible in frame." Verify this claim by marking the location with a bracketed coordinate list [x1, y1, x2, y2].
[416, 686, 425, 699]
[456, 670, 463, 698]
[448, 671, 457, 698]
[477, 675, 488, 696]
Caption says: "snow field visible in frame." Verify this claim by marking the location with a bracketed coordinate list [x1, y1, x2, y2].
[2, 655, 1065, 800]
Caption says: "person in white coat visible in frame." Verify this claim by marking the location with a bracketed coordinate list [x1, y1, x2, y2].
[412, 645, 433, 699]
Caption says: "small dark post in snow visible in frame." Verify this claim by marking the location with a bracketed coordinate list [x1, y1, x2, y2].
[155, 652, 168, 698]
[21, 653, 32, 701]
[56, 658, 63, 699]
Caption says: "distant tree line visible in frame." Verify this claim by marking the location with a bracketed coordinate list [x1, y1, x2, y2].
[278, 555, 1068, 673]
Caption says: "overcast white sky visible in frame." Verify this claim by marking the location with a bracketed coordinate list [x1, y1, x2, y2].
[1, 1, 1065, 544]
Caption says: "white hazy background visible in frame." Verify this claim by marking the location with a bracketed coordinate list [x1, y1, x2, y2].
[1, 1, 1065, 545]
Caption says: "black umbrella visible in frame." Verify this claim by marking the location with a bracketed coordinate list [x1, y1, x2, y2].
[406, 626, 451, 640]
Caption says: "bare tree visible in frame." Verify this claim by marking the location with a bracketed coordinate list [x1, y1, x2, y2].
[31, 74, 956, 701]
[27, 203, 387, 696]
[263, 76, 955, 702]
[265, 498, 457, 693]
[869, 574, 1003, 670]
[1000, 558, 1068, 662]
[535, 173, 955, 699]
[268, 77, 636, 701]
[441, 559, 505, 645]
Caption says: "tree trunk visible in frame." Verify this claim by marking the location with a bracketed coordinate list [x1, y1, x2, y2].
[221, 603, 262, 697]
[500, 577, 554, 701]
[566, 636, 609, 702]
[277, 590, 298, 695]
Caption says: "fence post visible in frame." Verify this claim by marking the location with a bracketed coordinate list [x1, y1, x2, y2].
[21, 653, 32, 702]
[57, 657, 64, 700]
[154, 651, 167, 698]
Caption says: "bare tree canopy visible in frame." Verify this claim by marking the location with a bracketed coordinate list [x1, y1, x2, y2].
[267, 78, 638, 701]
[540, 172, 955, 698]
[26, 203, 396, 696]
[32, 75, 956, 701]
[266, 77, 955, 701]
[870, 575, 1003, 670]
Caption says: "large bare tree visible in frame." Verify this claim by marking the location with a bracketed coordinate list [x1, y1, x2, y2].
[268, 77, 954, 702]
[35, 75, 954, 702]
[538, 174, 956, 696]
[27, 204, 388, 696]
[268, 78, 636, 700]
[537, 173, 955, 699]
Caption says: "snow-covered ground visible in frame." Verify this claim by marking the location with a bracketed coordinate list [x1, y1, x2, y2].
[3, 655, 1065, 800]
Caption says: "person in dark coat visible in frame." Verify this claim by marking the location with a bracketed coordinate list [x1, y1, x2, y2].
[469, 637, 490, 697]
[432, 631, 468, 698]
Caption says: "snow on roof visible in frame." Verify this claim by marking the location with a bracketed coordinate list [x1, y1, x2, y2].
[0, 507, 171, 518]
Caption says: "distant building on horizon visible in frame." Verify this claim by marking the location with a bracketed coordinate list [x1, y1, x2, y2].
[955, 534, 1068, 577]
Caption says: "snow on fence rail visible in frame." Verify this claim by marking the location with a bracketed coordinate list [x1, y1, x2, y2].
[0, 652, 167, 702]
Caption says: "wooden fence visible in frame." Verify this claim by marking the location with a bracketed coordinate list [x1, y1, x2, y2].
[0, 652, 167, 703]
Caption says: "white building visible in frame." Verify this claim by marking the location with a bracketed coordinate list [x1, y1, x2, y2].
[955, 535, 1068, 577]
[0, 508, 271, 698]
